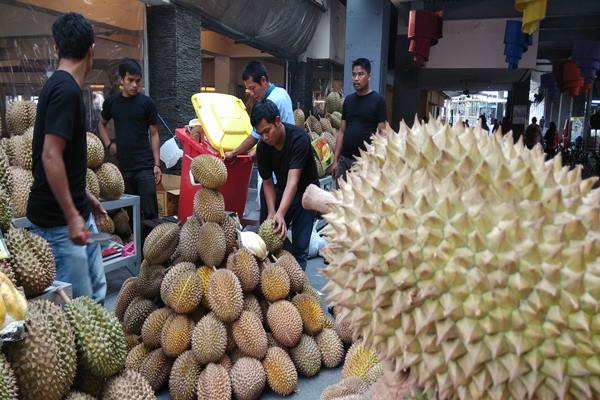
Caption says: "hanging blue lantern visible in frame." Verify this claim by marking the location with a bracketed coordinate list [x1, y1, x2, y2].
[504, 20, 532, 69]
[571, 40, 600, 83]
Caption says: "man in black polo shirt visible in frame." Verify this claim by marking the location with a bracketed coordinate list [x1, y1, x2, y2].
[98, 58, 161, 219]
[27, 12, 107, 303]
[252, 100, 317, 270]
[332, 58, 388, 181]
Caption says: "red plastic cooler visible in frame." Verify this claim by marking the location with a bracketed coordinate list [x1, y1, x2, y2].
[176, 128, 253, 224]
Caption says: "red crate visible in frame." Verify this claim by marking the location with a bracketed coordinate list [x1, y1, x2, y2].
[176, 128, 253, 224]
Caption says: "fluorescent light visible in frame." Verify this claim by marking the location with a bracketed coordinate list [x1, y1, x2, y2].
[592, 100, 600, 104]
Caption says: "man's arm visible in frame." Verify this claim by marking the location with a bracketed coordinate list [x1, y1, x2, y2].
[273, 169, 301, 237]
[42, 135, 87, 245]
[149, 124, 162, 184]
[332, 120, 346, 177]
[377, 121, 388, 136]
[225, 135, 258, 160]
[98, 116, 116, 155]
[262, 178, 277, 218]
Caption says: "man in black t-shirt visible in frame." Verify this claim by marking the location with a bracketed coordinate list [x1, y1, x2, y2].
[332, 58, 388, 181]
[253, 100, 317, 270]
[98, 58, 161, 219]
[27, 13, 107, 303]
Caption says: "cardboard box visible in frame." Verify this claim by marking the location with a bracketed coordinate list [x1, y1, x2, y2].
[156, 174, 181, 217]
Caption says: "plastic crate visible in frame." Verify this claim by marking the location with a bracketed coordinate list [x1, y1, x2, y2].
[176, 128, 253, 224]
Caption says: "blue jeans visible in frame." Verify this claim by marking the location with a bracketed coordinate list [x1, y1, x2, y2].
[30, 214, 107, 304]
[260, 187, 316, 270]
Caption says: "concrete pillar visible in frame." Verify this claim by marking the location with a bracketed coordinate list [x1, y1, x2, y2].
[215, 56, 232, 95]
[147, 4, 201, 134]
[344, 0, 390, 96]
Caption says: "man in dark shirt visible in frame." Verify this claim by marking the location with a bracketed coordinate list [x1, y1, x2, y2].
[253, 100, 317, 270]
[332, 58, 388, 181]
[98, 58, 161, 219]
[27, 12, 107, 303]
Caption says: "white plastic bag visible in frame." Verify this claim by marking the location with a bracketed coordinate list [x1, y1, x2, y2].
[287, 220, 327, 259]
[160, 137, 183, 169]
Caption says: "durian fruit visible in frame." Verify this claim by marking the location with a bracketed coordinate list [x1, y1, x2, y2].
[0, 352, 18, 400]
[0, 138, 16, 166]
[6, 227, 55, 297]
[232, 310, 268, 359]
[161, 313, 194, 357]
[0, 259, 16, 286]
[103, 369, 156, 400]
[64, 296, 127, 377]
[94, 162, 124, 200]
[6, 100, 36, 136]
[139, 348, 173, 391]
[325, 92, 343, 114]
[124, 333, 141, 351]
[5, 300, 76, 400]
[160, 262, 202, 314]
[267, 300, 303, 348]
[229, 357, 266, 400]
[0, 186, 13, 232]
[239, 231, 268, 260]
[192, 312, 228, 364]
[292, 292, 325, 336]
[341, 341, 379, 381]
[190, 154, 228, 189]
[323, 119, 600, 399]
[306, 114, 323, 134]
[366, 362, 384, 384]
[258, 218, 283, 253]
[194, 188, 225, 223]
[137, 261, 166, 299]
[197, 363, 232, 400]
[320, 117, 333, 133]
[290, 334, 322, 377]
[176, 215, 202, 262]
[221, 215, 238, 255]
[96, 214, 115, 234]
[141, 307, 173, 349]
[72, 367, 105, 398]
[207, 269, 243, 323]
[126, 342, 150, 371]
[11, 131, 33, 170]
[260, 262, 290, 302]
[123, 297, 157, 335]
[86, 168, 100, 198]
[275, 251, 306, 293]
[197, 222, 227, 266]
[262, 346, 298, 396]
[143, 222, 180, 264]
[227, 248, 260, 292]
[315, 154, 326, 178]
[316, 328, 345, 368]
[334, 313, 353, 345]
[197, 266, 214, 308]
[302, 284, 321, 302]
[8, 166, 33, 217]
[169, 350, 201, 400]
[243, 293, 264, 324]
[115, 277, 138, 321]
[218, 354, 233, 371]
[86, 132, 105, 169]
[0, 146, 13, 194]
[112, 208, 131, 238]
[64, 391, 96, 400]
[320, 377, 370, 400]
[294, 103, 305, 128]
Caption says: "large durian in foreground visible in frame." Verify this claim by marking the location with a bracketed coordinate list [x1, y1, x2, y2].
[322, 120, 600, 400]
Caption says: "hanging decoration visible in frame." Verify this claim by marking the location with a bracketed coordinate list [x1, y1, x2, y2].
[504, 20, 532, 69]
[407, 10, 443, 67]
[514, 0, 548, 35]
[540, 72, 560, 102]
[571, 40, 600, 83]
[562, 61, 585, 98]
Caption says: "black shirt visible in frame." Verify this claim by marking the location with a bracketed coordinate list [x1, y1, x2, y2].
[101, 93, 158, 172]
[341, 91, 387, 158]
[27, 70, 90, 227]
[257, 123, 318, 195]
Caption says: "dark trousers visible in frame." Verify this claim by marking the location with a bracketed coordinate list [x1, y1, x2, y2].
[260, 186, 315, 270]
[123, 169, 158, 220]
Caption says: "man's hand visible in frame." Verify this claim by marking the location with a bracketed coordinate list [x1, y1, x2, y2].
[153, 165, 162, 184]
[331, 161, 338, 178]
[68, 214, 89, 246]
[224, 151, 236, 161]
[273, 212, 287, 240]
[109, 142, 117, 156]
[89, 194, 108, 224]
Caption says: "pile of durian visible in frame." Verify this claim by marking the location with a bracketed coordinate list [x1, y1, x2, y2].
[115, 154, 349, 399]
[0, 295, 155, 400]
[320, 117, 600, 399]
[294, 92, 342, 178]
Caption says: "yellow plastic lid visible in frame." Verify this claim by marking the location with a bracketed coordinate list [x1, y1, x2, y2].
[191, 93, 253, 156]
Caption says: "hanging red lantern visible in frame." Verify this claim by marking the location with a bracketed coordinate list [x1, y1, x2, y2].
[562, 61, 585, 98]
[408, 10, 443, 67]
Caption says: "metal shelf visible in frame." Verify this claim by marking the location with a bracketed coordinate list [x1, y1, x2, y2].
[11, 194, 141, 276]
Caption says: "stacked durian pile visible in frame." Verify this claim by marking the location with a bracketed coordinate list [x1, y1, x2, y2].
[0, 295, 156, 400]
[115, 154, 347, 399]
[318, 117, 600, 399]
[294, 92, 342, 178]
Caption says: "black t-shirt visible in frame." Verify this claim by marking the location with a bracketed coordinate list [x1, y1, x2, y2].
[27, 70, 90, 227]
[257, 123, 318, 195]
[341, 91, 387, 158]
[101, 93, 158, 172]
